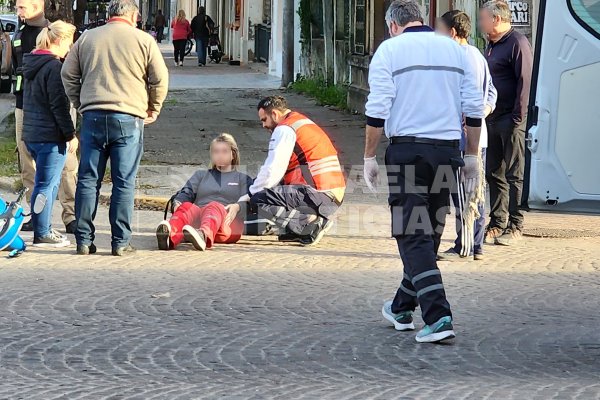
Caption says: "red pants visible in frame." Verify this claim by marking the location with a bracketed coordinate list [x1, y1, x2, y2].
[169, 201, 242, 248]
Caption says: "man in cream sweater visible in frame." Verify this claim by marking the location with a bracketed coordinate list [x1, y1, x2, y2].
[62, 0, 168, 256]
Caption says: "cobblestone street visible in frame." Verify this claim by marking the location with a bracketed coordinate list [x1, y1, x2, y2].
[1, 61, 600, 400]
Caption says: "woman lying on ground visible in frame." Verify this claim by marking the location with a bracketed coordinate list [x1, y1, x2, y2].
[155, 133, 253, 251]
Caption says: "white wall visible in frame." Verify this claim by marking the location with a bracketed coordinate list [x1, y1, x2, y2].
[293, 0, 301, 78]
[269, 0, 283, 78]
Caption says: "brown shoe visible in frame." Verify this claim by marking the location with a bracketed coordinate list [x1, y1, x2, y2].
[496, 228, 523, 246]
[484, 226, 503, 244]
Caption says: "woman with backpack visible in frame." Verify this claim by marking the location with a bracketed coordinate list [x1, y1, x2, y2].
[21, 20, 77, 248]
[190, 6, 214, 67]
[171, 9, 191, 66]
[155, 133, 253, 251]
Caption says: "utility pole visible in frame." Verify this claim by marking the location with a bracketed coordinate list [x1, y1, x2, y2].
[281, 0, 295, 87]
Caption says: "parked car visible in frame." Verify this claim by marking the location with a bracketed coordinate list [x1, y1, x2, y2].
[0, 15, 17, 40]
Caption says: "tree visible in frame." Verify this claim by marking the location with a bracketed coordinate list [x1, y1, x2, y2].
[45, 0, 87, 26]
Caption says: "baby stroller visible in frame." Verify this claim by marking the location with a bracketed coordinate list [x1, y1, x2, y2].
[208, 26, 223, 64]
[0, 188, 28, 258]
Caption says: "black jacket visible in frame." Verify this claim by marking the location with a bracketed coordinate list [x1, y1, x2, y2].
[22, 52, 75, 143]
[191, 14, 214, 40]
[12, 21, 47, 108]
[484, 28, 533, 125]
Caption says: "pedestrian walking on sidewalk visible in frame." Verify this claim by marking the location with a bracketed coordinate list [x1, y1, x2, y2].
[22, 20, 77, 248]
[156, 134, 253, 251]
[62, 0, 169, 256]
[363, 0, 484, 343]
[171, 10, 191, 66]
[479, 0, 533, 246]
[11, 0, 78, 234]
[191, 6, 214, 66]
[154, 10, 166, 43]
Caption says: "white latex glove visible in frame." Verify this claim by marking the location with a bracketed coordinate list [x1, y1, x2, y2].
[363, 156, 379, 193]
[461, 154, 481, 195]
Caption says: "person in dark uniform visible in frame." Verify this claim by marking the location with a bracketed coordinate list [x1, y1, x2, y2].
[154, 10, 166, 43]
[12, 0, 79, 235]
[363, 0, 484, 343]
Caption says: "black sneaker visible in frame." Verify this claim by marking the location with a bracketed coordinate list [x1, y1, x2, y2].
[112, 245, 136, 256]
[156, 220, 172, 250]
[182, 225, 206, 251]
[300, 218, 334, 247]
[278, 232, 303, 243]
[65, 220, 77, 235]
[21, 220, 34, 232]
[77, 243, 97, 255]
[33, 232, 71, 248]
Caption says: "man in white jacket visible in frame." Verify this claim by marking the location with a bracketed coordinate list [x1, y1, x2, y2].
[436, 9, 497, 262]
[363, 0, 484, 343]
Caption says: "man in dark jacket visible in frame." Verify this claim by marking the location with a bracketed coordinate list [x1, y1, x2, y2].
[190, 6, 214, 66]
[479, 0, 533, 246]
[12, 0, 79, 234]
[154, 10, 166, 43]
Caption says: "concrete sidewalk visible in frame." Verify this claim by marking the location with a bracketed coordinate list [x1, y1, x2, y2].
[159, 43, 281, 90]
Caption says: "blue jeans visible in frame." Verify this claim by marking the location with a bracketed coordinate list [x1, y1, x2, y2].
[196, 38, 207, 65]
[75, 111, 144, 249]
[25, 142, 67, 238]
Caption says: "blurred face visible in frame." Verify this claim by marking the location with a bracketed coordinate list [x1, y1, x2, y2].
[478, 9, 497, 35]
[435, 19, 452, 37]
[210, 141, 234, 168]
[16, 0, 43, 20]
[55, 36, 73, 59]
[258, 108, 279, 132]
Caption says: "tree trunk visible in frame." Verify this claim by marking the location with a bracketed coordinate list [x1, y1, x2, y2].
[45, 0, 86, 25]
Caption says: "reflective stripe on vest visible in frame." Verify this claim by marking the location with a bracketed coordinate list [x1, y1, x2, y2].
[279, 112, 345, 192]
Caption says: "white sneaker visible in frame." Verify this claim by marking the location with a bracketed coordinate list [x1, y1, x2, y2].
[33, 231, 71, 248]
[179, 61, 183, 67]
[381, 300, 415, 331]
[174, 61, 179, 67]
[182, 225, 206, 251]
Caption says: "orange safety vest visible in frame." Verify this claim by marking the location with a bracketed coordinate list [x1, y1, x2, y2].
[279, 112, 346, 194]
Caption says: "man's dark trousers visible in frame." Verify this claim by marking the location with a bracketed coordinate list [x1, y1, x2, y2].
[485, 114, 526, 231]
[250, 185, 339, 236]
[386, 141, 461, 326]
[75, 111, 144, 249]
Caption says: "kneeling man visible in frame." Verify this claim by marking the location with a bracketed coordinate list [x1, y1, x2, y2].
[238, 96, 345, 246]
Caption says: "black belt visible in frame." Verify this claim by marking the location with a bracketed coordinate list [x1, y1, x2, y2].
[389, 136, 460, 148]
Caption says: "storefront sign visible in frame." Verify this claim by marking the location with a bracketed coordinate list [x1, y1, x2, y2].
[508, 0, 531, 27]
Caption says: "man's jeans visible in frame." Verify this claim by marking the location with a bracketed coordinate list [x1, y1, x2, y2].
[196, 38, 207, 65]
[25, 142, 67, 238]
[75, 111, 144, 249]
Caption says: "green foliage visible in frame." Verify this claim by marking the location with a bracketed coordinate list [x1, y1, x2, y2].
[298, 0, 312, 45]
[0, 136, 18, 176]
[290, 77, 348, 110]
[0, 112, 17, 176]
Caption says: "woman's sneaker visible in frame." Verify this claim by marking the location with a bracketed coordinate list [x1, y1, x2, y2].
[156, 220, 172, 250]
[33, 231, 71, 248]
[415, 316, 455, 343]
[182, 225, 206, 251]
[381, 300, 415, 331]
